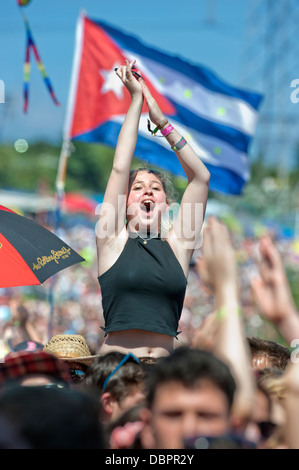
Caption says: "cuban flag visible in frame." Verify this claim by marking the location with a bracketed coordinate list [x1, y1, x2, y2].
[64, 13, 263, 195]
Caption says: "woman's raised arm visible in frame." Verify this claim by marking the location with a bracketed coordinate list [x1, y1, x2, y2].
[97, 60, 144, 239]
[140, 80, 210, 274]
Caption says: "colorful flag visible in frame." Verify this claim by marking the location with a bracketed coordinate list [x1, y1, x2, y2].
[65, 13, 263, 195]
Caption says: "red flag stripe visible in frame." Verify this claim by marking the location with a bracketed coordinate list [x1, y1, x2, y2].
[70, 17, 175, 139]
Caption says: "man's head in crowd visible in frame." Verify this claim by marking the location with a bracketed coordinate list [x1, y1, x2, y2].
[140, 347, 236, 449]
[84, 351, 146, 423]
[247, 337, 291, 372]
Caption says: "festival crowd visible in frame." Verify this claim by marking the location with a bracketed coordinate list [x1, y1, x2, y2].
[1, 60, 299, 451]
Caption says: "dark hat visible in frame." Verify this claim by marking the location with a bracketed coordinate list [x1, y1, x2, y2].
[0, 350, 71, 387]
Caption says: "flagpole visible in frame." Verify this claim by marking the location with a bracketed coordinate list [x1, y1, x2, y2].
[62, 9, 86, 144]
[48, 10, 86, 340]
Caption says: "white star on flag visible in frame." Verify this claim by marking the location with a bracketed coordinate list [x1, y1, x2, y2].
[100, 64, 123, 99]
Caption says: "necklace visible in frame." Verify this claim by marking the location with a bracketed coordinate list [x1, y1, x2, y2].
[137, 233, 160, 245]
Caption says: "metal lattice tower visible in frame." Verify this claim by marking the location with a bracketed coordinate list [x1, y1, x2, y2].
[240, 0, 299, 177]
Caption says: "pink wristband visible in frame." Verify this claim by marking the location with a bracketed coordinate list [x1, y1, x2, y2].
[161, 124, 174, 136]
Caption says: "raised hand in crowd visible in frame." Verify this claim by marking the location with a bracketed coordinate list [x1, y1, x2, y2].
[192, 217, 255, 431]
[251, 235, 299, 345]
[191, 310, 218, 352]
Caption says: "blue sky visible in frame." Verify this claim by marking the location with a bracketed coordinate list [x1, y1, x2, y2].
[0, 0, 249, 145]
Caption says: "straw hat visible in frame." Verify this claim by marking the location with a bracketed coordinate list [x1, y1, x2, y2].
[43, 334, 100, 367]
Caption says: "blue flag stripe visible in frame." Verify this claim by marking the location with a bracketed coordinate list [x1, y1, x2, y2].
[73, 120, 248, 195]
[128, 114, 250, 179]
[167, 102, 251, 153]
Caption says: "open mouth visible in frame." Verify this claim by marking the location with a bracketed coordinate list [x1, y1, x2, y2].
[141, 199, 155, 214]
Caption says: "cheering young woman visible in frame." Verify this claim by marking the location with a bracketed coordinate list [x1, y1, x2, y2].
[97, 60, 210, 358]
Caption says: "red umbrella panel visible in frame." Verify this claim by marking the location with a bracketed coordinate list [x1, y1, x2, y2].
[0, 205, 85, 288]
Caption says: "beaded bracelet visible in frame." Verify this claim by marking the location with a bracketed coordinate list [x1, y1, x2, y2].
[172, 137, 187, 151]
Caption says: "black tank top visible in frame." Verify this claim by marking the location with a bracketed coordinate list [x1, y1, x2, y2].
[98, 235, 187, 338]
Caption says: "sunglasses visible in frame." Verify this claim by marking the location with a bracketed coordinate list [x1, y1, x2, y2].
[102, 352, 140, 392]
[69, 368, 86, 383]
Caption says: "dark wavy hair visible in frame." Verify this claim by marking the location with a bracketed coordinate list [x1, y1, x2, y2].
[128, 167, 177, 204]
[146, 347, 236, 411]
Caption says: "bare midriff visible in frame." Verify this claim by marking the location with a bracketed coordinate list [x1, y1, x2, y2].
[99, 329, 174, 358]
